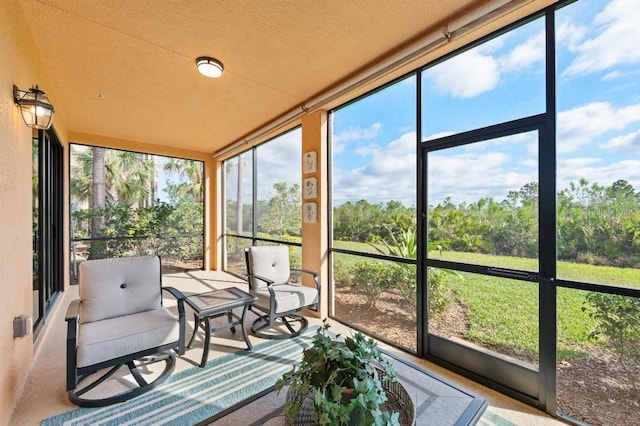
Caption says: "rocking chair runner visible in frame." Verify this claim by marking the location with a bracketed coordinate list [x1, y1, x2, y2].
[245, 246, 321, 339]
[65, 255, 185, 407]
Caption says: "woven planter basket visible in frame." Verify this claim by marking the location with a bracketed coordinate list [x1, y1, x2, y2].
[284, 367, 415, 426]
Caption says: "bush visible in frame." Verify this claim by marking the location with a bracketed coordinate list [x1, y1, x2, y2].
[427, 267, 453, 318]
[351, 262, 396, 308]
[583, 292, 640, 395]
[393, 264, 416, 319]
[333, 258, 353, 286]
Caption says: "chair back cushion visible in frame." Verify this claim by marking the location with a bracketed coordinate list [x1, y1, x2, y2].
[247, 246, 290, 290]
[78, 256, 162, 323]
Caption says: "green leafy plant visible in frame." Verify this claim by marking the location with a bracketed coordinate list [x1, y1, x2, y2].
[351, 262, 396, 308]
[583, 292, 640, 396]
[368, 223, 458, 318]
[275, 321, 400, 425]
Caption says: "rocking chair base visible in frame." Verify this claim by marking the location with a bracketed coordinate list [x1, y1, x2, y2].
[68, 351, 175, 408]
[251, 314, 308, 340]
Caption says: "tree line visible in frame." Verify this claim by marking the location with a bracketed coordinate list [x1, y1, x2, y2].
[335, 179, 639, 267]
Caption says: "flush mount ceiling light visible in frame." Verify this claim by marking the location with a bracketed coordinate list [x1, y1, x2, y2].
[196, 56, 224, 78]
[13, 85, 55, 130]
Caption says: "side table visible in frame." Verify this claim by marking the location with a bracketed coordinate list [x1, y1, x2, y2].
[185, 287, 258, 367]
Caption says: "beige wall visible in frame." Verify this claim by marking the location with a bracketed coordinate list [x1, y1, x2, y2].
[301, 110, 329, 318]
[0, 1, 68, 422]
[0, 2, 221, 418]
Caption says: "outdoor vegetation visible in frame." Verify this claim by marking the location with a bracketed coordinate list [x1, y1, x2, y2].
[225, 175, 639, 424]
[69, 145, 204, 274]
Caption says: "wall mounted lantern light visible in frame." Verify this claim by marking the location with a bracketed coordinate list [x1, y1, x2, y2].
[13, 85, 55, 130]
[196, 56, 224, 78]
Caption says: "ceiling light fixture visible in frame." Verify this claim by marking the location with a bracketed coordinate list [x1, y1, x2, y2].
[13, 85, 55, 130]
[196, 56, 224, 78]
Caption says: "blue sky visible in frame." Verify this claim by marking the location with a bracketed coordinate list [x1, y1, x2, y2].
[330, 0, 640, 207]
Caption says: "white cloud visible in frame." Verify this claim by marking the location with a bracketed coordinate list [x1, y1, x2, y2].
[603, 70, 621, 80]
[425, 28, 545, 100]
[354, 144, 379, 157]
[335, 122, 382, 143]
[426, 151, 536, 204]
[557, 102, 640, 153]
[331, 122, 382, 156]
[332, 132, 417, 205]
[253, 131, 302, 197]
[558, 158, 640, 191]
[559, 157, 602, 169]
[600, 129, 640, 153]
[498, 31, 545, 72]
[564, 0, 640, 76]
[555, 18, 588, 53]
[425, 49, 500, 99]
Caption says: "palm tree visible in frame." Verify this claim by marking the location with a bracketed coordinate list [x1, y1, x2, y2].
[91, 147, 106, 234]
[163, 158, 204, 202]
[104, 150, 152, 206]
[70, 146, 153, 207]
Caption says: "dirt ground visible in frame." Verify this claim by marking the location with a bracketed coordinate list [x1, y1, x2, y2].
[334, 287, 640, 426]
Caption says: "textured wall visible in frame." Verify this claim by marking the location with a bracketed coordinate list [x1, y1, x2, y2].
[0, 1, 65, 423]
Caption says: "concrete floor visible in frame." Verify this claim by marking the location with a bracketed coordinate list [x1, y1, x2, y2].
[10, 270, 566, 425]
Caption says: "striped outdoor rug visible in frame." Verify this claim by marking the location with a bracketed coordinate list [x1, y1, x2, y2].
[44, 326, 509, 426]
[42, 329, 318, 426]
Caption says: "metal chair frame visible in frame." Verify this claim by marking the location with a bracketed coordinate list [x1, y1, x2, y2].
[65, 258, 185, 407]
[245, 247, 320, 339]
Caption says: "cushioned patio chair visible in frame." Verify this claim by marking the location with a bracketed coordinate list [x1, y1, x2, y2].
[245, 246, 320, 339]
[65, 255, 185, 407]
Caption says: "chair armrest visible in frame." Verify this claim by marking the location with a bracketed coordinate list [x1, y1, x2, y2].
[247, 274, 276, 297]
[162, 286, 186, 301]
[162, 286, 186, 355]
[291, 268, 321, 312]
[65, 299, 80, 322]
[291, 268, 318, 278]
[291, 268, 321, 290]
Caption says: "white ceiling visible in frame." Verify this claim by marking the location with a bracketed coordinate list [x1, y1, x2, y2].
[19, 0, 526, 155]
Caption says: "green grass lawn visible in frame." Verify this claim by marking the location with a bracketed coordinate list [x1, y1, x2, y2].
[333, 241, 639, 360]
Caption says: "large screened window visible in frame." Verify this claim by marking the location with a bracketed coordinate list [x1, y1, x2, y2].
[223, 128, 302, 276]
[555, 0, 640, 424]
[330, 75, 417, 352]
[422, 16, 545, 138]
[328, 1, 639, 424]
[69, 144, 204, 279]
[420, 13, 548, 399]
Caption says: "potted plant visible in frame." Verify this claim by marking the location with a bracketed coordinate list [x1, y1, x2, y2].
[275, 320, 401, 425]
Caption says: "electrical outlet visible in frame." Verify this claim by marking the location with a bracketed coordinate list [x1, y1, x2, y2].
[13, 315, 30, 338]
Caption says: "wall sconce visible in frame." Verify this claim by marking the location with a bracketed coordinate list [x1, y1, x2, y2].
[13, 85, 55, 130]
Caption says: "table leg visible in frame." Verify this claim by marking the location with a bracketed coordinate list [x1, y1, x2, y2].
[187, 313, 199, 348]
[241, 304, 252, 350]
[200, 317, 212, 367]
[227, 310, 236, 334]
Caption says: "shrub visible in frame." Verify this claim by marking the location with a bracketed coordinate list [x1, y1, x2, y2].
[352, 262, 396, 308]
[427, 267, 453, 318]
[333, 258, 353, 286]
[393, 264, 416, 319]
[583, 292, 640, 396]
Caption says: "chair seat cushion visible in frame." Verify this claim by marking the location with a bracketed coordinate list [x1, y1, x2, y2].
[252, 283, 318, 315]
[77, 308, 179, 368]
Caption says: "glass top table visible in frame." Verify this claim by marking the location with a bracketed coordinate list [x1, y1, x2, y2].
[184, 287, 258, 367]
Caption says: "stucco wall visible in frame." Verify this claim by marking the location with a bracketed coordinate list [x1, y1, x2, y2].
[0, 1, 67, 422]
